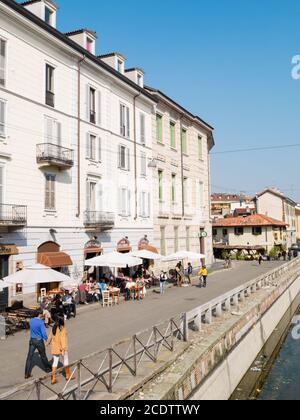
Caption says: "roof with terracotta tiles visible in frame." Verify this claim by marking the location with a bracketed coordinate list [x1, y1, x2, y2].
[213, 214, 287, 228]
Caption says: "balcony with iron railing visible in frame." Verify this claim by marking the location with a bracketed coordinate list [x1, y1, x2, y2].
[36, 143, 74, 169]
[84, 211, 115, 230]
[0, 204, 27, 227]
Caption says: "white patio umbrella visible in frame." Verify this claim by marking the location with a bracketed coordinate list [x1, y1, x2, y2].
[85, 252, 143, 268]
[130, 250, 163, 260]
[3, 264, 72, 285]
[0, 281, 11, 292]
[162, 251, 206, 262]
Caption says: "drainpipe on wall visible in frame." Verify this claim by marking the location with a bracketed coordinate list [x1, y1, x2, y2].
[76, 55, 86, 218]
[133, 92, 142, 220]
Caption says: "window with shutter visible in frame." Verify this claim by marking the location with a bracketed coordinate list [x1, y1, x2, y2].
[181, 129, 188, 154]
[120, 104, 130, 138]
[0, 39, 6, 87]
[170, 122, 176, 149]
[98, 91, 102, 126]
[98, 137, 102, 162]
[126, 107, 130, 138]
[141, 153, 147, 177]
[0, 166, 4, 204]
[45, 174, 56, 210]
[156, 114, 163, 143]
[45, 64, 55, 107]
[119, 145, 129, 170]
[127, 189, 131, 216]
[0, 100, 6, 138]
[140, 113, 146, 144]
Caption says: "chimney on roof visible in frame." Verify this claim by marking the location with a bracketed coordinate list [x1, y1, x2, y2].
[22, 0, 59, 28]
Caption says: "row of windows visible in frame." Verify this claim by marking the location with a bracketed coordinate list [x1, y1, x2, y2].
[1, 98, 148, 177]
[156, 114, 204, 159]
[158, 170, 205, 206]
[213, 227, 264, 236]
[0, 39, 148, 145]
[45, 175, 151, 216]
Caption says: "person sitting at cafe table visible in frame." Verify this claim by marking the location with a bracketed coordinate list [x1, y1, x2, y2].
[40, 297, 52, 328]
[125, 278, 136, 301]
[62, 291, 76, 320]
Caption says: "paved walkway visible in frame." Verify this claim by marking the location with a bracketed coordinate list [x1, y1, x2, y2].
[0, 261, 283, 393]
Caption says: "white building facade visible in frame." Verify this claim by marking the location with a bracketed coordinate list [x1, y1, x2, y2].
[0, 0, 215, 307]
[0, 0, 156, 305]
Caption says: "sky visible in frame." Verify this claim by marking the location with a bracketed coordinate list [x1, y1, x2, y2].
[25, 0, 300, 201]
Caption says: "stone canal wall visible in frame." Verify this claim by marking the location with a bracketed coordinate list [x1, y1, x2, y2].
[130, 258, 300, 401]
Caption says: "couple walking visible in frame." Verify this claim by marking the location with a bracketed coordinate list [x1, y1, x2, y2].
[25, 310, 75, 385]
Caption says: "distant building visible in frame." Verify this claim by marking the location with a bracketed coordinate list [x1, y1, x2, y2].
[253, 188, 297, 249]
[213, 214, 287, 258]
[211, 193, 255, 219]
[296, 205, 300, 241]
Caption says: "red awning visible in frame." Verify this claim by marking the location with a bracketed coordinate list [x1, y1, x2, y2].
[138, 244, 159, 254]
[37, 252, 73, 268]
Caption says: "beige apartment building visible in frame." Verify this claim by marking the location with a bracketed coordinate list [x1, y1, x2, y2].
[253, 188, 297, 249]
[145, 87, 215, 266]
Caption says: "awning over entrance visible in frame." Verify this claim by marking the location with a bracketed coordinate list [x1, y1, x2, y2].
[37, 252, 73, 268]
[138, 244, 158, 254]
[84, 247, 103, 256]
[117, 237, 132, 253]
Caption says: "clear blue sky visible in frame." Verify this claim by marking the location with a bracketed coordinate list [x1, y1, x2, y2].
[29, 0, 300, 201]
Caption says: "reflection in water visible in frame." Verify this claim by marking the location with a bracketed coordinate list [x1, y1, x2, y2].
[258, 313, 300, 400]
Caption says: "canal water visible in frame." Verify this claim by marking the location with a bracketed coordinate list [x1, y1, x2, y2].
[257, 308, 300, 400]
[231, 291, 300, 400]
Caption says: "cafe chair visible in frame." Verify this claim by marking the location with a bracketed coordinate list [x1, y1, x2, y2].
[102, 291, 113, 308]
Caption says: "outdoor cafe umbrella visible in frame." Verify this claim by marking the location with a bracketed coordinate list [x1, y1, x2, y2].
[130, 249, 163, 261]
[85, 252, 143, 269]
[162, 251, 206, 262]
[3, 264, 72, 286]
[0, 280, 11, 292]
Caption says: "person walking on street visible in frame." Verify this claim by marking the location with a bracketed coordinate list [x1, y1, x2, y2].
[47, 317, 74, 385]
[187, 263, 193, 286]
[24, 309, 52, 380]
[160, 271, 168, 295]
[259, 255, 263, 265]
[199, 266, 208, 288]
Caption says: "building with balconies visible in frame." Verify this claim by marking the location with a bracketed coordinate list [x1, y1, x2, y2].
[0, 0, 156, 306]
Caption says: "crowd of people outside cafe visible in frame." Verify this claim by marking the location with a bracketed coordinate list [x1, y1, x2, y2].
[21, 257, 208, 383]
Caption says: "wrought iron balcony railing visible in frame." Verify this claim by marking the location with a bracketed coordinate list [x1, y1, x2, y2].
[84, 211, 115, 230]
[0, 204, 27, 227]
[36, 143, 74, 168]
